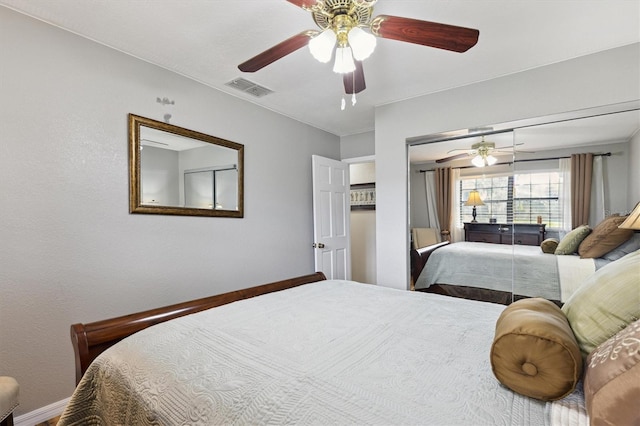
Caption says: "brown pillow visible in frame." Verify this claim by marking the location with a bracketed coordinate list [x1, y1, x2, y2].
[578, 215, 633, 258]
[540, 238, 559, 254]
[584, 319, 640, 426]
[490, 298, 583, 401]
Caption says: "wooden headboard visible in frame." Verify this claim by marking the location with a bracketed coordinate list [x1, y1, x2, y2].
[70, 272, 327, 385]
[410, 241, 449, 284]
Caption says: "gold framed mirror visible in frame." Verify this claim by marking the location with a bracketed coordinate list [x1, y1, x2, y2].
[129, 114, 244, 217]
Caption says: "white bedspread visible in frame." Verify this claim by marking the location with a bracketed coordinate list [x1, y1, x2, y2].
[415, 242, 595, 302]
[59, 280, 583, 425]
[557, 255, 596, 301]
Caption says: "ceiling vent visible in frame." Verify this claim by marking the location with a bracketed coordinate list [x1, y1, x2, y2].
[225, 78, 273, 98]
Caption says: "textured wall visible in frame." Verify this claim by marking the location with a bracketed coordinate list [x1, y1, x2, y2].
[341, 131, 375, 159]
[0, 7, 339, 415]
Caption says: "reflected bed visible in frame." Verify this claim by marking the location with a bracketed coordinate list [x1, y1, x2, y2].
[413, 242, 597, 304]
[59, 273, 586, 425]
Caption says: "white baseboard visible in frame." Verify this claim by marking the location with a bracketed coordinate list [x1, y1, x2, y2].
[15, 397, 70, 426]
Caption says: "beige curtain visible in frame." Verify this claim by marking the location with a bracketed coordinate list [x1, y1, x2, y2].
[435, 167, 453, 241]
[571, 153, 593, 228]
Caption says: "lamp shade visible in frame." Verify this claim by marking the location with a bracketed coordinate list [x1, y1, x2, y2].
[309, 29, 336, 63]
[619, 202, 640, 230]
[333, 46, 356, 73]
[472, 153, 497, 167]
[465, 190, 485, 206]
[348, 27, 376, 61]
[471, 155, 485, 167]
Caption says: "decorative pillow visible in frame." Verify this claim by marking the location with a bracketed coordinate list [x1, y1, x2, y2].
[578, 215, 633, 258]
[602, 233, 640, 262]
[490, 298, 583, 401]
[540, 238, 559, 254]
[584, 319, 640, 426]
[562, 250, 640, 357]
[555, 225, 591, 255]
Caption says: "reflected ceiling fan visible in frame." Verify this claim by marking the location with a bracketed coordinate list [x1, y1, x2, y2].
[436, 137, 525, 167]
[238, 0, 479, 95]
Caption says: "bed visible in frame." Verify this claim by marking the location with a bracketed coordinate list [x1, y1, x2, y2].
[412, 242, 597, 305]
[58, 272, 590, 426]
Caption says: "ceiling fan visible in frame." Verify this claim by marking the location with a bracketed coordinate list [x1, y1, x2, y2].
[238, 0, 479, 95]
[436, 137, 524, 167]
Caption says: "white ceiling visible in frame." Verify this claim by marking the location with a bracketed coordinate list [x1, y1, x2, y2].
[2, 0, 639, 138]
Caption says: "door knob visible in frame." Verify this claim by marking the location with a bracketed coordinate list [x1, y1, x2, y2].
[313, 243, 325, 248]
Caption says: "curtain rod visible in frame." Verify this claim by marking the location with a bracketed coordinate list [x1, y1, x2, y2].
[418, 152, 611, 173]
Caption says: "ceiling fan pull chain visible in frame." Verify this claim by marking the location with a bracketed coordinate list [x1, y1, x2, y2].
[351, 71, 357, 106]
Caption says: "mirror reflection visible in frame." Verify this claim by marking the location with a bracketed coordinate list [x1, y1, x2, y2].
[130, 114, 244, 217]
[511, 109, 639, 301]
[409, 105, 639, 305]
[408, 131, 516, 304]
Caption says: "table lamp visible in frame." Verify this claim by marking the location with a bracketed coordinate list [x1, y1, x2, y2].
[465, 190, 485, 223]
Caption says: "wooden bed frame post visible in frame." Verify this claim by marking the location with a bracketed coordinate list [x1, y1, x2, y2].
[71, 324, 89, 385]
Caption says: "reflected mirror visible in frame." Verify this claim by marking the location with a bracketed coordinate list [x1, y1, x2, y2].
[129, 114, 244, 217]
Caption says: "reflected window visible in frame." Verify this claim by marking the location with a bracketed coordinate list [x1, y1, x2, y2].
[514, 172, 561, 227]
[460, 176, 510, 223]
[459, 171, 564, 228]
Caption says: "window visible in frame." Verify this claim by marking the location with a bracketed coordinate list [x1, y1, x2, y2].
[513, 172, 561, 227]
[459, 171, 562, 227]
[461, 176, 510, 223]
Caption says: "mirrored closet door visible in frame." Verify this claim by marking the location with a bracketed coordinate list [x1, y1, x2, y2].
[511, 109, 639, 303]
[409, 102, 639, 306]
[408, 129, 516, 303]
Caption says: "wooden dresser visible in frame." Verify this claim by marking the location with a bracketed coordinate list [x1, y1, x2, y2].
[463, 222, 546, 246]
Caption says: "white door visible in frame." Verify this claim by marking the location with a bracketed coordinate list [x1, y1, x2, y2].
[312, 155, 351, 280]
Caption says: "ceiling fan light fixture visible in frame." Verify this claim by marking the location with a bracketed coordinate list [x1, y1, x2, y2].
[309, 29, 337, 63]
[485, 154, 498, 166]
[333, 46, 356, 74]
[238, 0, 479, 95]
[472, 155, 486, 168]
[348, 27, 376, 60]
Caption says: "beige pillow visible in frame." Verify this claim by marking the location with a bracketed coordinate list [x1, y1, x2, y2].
[578, 215, 633, 258]
[584, 319, 640, 426]
[562, 250, 640, 357]
[555, 225, 591, 255]
[490, 298, 582, 401]
[540, 238, 559, 254]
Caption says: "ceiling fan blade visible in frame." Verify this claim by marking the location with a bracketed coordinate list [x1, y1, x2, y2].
[494, 143, 525, 150]
[446, 147, 470, 154]
[371, 15, 479, 53]
[343, 61, 366, 94]
[436, 153, 470, 163]
[238, 30, 317, 72]
[286, 0, 320, 10]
